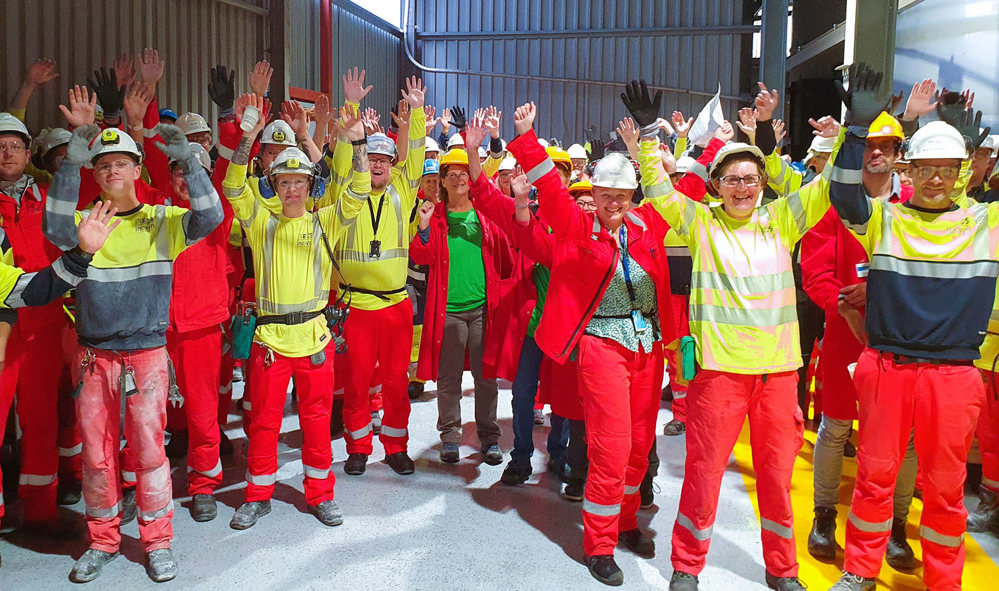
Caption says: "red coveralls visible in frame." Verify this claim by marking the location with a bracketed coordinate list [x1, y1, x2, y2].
[509, 130, 675, 558]
[0, 180, 81, 526]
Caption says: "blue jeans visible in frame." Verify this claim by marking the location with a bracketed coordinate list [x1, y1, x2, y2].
[511, 336, 561, 465]
[547, 413, 569, 467]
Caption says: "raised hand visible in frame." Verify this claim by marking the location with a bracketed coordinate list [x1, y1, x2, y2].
[417, 199, 435, 230]
[657, 117, 676, 136]
[808, 115, 840, 138]
[938, 102, 990, 149]
[449, 105, 467, 130]
[834, 62, 889, 127]
[464, 116, 489, 150]
[511, 174, 532, 201]
[715, 120, 735, 142]
[440, 108, 452, 133]
[123, 83, 155, 128]
[754, 82, 780, 121]
[65, 124, 101, 164]
[280, 100, 310, 137]
[390, 99, 411, 131]
[361, 107, 381, 136]
[903, 79, 937, 120]
[87, 67, 125, 116]
[26, 58, 59, 86]
[401, 76, 427, 109]
[672, 111, 693, 138]
[343, 67, 373, 103]
[616, 118, 640, 153]
[208, 64, 236, 111]
[154, 124, 193, 163]
[513, 102, 537, 136]
[424, 105, 439, 134]
[59, 85, 98, 128]
[138, 48, 165, 85]
[112, 54, 136, 88]
[620, 79, 663, 129]
[77, 200, 122, 255]
[485, 106, 502, 139]
[340, 105, 365, 141]
[314, 93, 332, 125]
[249, 60, 273, 97]
[772, 119, 786, 144]
[736, 107, 758, 139]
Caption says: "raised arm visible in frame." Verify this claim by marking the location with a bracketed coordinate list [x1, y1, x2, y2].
[44, 125, 101, 249]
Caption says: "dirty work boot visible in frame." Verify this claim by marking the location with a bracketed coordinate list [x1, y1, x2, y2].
[344, 453, 368, 475]
[229, 501, 271, 530]
[586, 554, 623, 586]
[69, 548, 119, 583]
[408, 381, 424, 400]
[500, 460, 532, 485]
[827, 571, 875, 590]
[146, 548, 178, 582]
[765, 571, 805, 590]
[968, 484, 999, 533]
[669, 570, 699, 590]
[885, 517, 915, 571]
[807, 505, 838, 559]
[310, 500, 344, 526]
[190, 494, 218, 522]
[663, 419, 686, 436]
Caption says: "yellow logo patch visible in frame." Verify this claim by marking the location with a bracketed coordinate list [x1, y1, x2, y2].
[272, 131, 286, 143]
[287, 158, 300, 168]
[101, 129, 121, 145]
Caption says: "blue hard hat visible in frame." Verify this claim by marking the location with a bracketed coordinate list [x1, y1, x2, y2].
[422, 159, 440, 177]
[159, 108, 178, 121]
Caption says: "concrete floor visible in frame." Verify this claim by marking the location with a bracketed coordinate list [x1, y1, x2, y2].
[1, 373, 998, 590]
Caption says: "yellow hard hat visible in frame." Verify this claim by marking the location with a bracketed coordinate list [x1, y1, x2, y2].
[439, 148, 469, 170]
[868, 112, 904, 141]
[568, 179, 592, 195]
[546, 146, 572, 170]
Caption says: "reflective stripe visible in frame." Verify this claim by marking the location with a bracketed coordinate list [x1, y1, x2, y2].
[582, 497, 621, 517]
[676, 512, 713, 541]
[983, 476, 999, 490]
[408, 267, 427, 281]
[59, 443, 83, 457]
[139, 502, 173, 523]
[48, 194, 78, 217]
[143, 127, 158, 138]
[257, 294, 330, 316]
[188, 459, 223, 478]
[246, 470, 277, 486]
[761, 517, 794, 539]
[243, 400, 252, 410]
[829, 167, 863, 184]
[665, 246, 691, 257]
[51, 256, 85, 287]
[672, 389, 687, 399]
[590, 217, 601, 241]
[693, 270, 794, 293]
[644, 181, 673, 199]
[688, 161, 708, 181]
[87, 501, 122, 519]
[219, 382, 233, 395]
[222, 185, 244, 199]
[153, 205, 171, 259]
[217, 144, 234, 161]
[19, 473, 57, 486]
[121, 471, 137, 483]
[388, 186, 405, 248]
[337, 247, 409, 263]
[920, 525, 963, 547]
[303, 464, 330, 479]
[786, 192, 809, 236]
[689, 303, 798, 327]
[349, 422, 373, 440]
[623, 485, 640, 495]
[380, 425, 407, 438]
[626, 211, 647, 230]
[870, 255, 999, 280]
[526, 158, 555, 183]
[86, 260, 173, 283]
[260, 216, 278, 302]
[0, 491, 4, 506]
[848, 511, 892, 533]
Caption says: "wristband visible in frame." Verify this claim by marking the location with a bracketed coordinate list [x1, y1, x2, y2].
[351, 138, 366, 146]
[515, 203, 531, 209]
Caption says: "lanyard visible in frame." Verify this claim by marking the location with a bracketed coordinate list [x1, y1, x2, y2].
[367, 194, 386, 234]
[618, 225, 640, 310]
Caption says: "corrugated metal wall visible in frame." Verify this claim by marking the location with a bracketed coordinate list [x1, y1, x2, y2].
[1, 0, 269, 135]
[408, 0, 753, 145]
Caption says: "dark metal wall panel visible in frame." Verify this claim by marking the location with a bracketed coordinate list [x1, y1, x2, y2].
[409, 0, 752, 145]
[1, 0, 269, 136]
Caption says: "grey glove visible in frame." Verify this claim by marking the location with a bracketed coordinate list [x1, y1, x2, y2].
[66, 124, 100, 164]
[937, 98, 991, 149]
[154, 123, 194, 169]
[834, 62, 889, 128]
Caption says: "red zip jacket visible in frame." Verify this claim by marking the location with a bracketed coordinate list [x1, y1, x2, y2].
[409, 200, 513, 381]
[509, 129, 676, 363]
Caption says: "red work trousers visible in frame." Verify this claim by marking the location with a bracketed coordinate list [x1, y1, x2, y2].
[0, 320, 78, 525]
[576, 335, 662, 556]
[166, 325, 224, 496]
[978, 371, 999, 493]
[77, 346, 173, 553]
[671, 369, 803, 578]
[844, 348, 984, 590]
[342, 301, 412, 456]
[244, 342, 336, 505]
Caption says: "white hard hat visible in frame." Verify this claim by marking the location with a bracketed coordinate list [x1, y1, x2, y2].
[446, 134, 464, 148]
[988, 134, 999, 156]
[477, 146, 487, 159]
[906, 121, 968, 161]
[675, 155, 697, 175]
[87, 127, 142, 168]
[0, 112, 31, 146]
[980, 134, 996, 153]
[590, 153, 638, 190]
[268, 147, 314, 177]
[498, 155, 516, 172]
[169, 142, 211, 171]
[176, 112, 211, 136]
[567, 143, 587, 160]
[36, 128, 72, 158]
[425, 137, 440, 153]
[366, 133, 397, 158]
[537, 137, 550, 149]
[260, 120, 297, 146]
[807, 134, 837, 154]
[708, 142, 766, 177]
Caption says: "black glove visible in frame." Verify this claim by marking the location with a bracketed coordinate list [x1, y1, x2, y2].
[208, 65, 236, 111]
[87, 67, 125, 116]
[937, 95, 991, 150]
[620, 79, 663, 129]
[834, 62, 888, 128]
[584, 125, 604, 161]
[450, 106, 467, 130]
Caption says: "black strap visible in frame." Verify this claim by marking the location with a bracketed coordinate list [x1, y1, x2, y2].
[339, 284, 406, 301]
[313, 212, 343, 276]
[367, 194, 386, 234]
[256, 310, 323, 327]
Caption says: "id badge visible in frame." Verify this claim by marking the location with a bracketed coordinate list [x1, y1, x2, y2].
[855, 262, 869, 279]
[631, 309, 648, 334]
[369, 239, 382, 259]
[310, 350, 327, 367]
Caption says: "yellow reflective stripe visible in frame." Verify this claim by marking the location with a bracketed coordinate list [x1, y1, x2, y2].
[870, 255, 999, 279]
[920, 525, 963, 547]
[690, 303, 797, 327]
[761, 517, 794, 539]
[848, 511, 891, 533]
[676, 512, 712, 541]
[582, 498, 621, 517]
[693, 270, 794, 293]
[311, 215, 326, 301]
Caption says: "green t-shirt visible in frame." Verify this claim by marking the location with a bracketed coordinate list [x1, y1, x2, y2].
[446, 209, 486, 313]
[527, 263, 550, 337]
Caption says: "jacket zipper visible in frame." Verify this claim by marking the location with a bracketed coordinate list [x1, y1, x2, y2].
[560, 247, 618, 358]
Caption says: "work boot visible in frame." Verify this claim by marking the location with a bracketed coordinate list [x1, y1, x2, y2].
[639, 472, 655, 509]
[563, 479, 584, 502]
[827, 572, 875, 591]
[344, 453, 368, 475]
[440, 442, 460, 464]
[547, 458, 568, 481]
[385, 452, 415, 475]
[408, 381, 424, 400]
[885, 517, 915, 571]
[310, 500, 344, 526]
[145, 548, 177, 582]
[669, 570, 699, 590]
[483, 444, 505, 465]
[189, 494, 218, 522]
[57, 479, 83, 506]
[329, 399, 344, 438]
[968, 484, 999, 533]
[164, 430, 188, 459]
[219, 431, 234, 456]
[765, 571, 805, 591]
[807, 506, 838, 559]
[663, 419, 686, 436]
[500, 460, 532, 485]
[371, 410, 382, 435]
[844, 440, 857, 458]
[69, 548, 119, 583]
[120, 487, 137, 525]
[229, 501, 271, 530]
[586, 554, 623, 586]
[619, 528, 655, 558]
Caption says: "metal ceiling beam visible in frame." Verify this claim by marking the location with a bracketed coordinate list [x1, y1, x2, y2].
[760, 0, 790, 118]
[415, 25, 759, 41]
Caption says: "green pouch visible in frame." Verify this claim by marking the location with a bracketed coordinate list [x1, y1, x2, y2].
[680, 336, 697, 381]
[230, 308, 257, 360]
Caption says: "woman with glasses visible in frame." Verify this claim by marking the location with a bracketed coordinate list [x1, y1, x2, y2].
[619, 79, 842, 591]
[410, 148, 512, 466]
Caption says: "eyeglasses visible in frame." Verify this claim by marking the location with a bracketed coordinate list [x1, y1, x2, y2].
[0, 142, 26, 154]
[911, 165, 960, 181]
[719, 174, 762, 187]
[276, 178, 309, 190]
[445, 171, 470, 181]
[95, 158, 136, 176]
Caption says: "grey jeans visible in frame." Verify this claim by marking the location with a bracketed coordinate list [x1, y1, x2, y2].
[814, 415, 917, 519]
[436, 306, 500, 448]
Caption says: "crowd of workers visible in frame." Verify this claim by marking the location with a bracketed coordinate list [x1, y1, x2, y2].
[0, 49, 997, 591]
